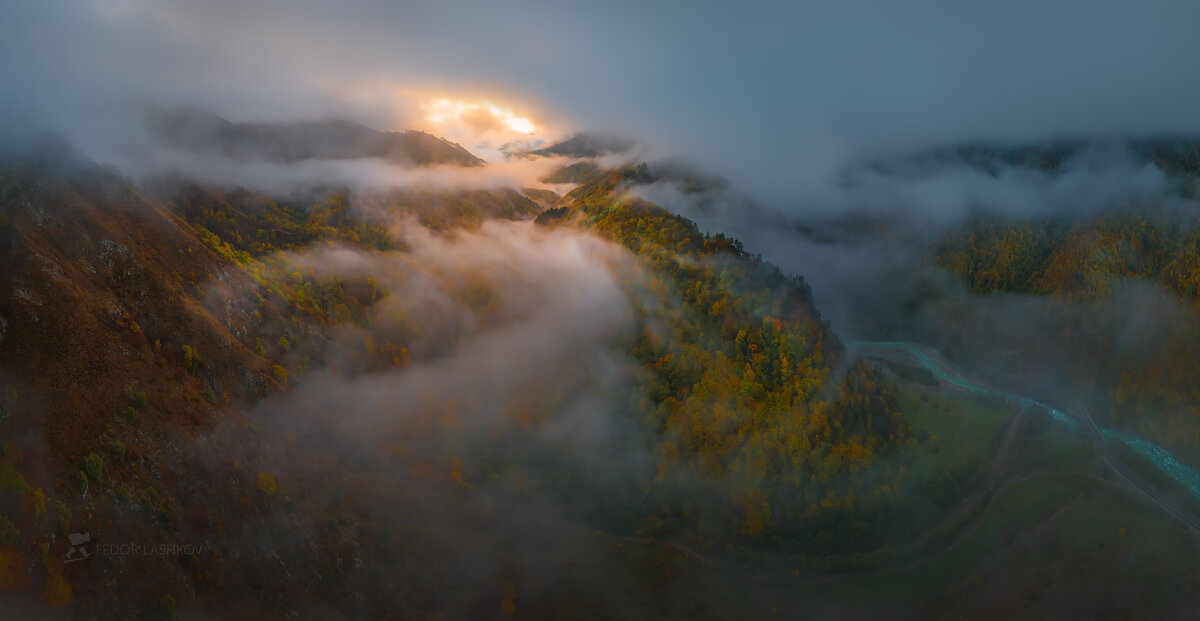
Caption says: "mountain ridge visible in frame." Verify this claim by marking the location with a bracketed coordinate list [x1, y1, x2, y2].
[145, 110, 486, 167]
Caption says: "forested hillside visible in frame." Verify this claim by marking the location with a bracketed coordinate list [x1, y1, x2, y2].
[0, 139, 974, 616]
[932, 208, 1200, 465]
[165, 163, 932, 551]
[539, 166, 972, 551]
[906, 141, 1200, 467]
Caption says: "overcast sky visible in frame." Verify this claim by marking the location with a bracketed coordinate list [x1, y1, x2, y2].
[4, 0, 1200, 200]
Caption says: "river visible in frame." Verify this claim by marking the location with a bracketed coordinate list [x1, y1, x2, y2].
[853, 341, 1200, 501]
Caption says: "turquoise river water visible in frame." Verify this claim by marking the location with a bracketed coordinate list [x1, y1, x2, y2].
[854, 341, 1200, 501]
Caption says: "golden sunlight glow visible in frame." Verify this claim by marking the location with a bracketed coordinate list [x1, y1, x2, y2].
[505, 116, 536, 134]
[324, 81, 562, 160]
[424, 97, 538, 135]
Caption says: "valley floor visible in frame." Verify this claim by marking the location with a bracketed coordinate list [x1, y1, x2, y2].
[532, 370, 1200, 620]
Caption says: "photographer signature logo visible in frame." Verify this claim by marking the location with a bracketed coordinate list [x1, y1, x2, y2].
[61, 533, 208, 563]
[64, 532, 91, 563]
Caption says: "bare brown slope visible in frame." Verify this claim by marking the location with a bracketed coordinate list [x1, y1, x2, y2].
[0, 144, 274, 471]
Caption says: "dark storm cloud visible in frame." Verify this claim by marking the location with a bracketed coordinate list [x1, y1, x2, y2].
[5, 0, 1200, 202]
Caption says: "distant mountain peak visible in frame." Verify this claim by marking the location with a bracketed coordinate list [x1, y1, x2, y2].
[530, 132, 637, 158]
[144, 109, 485, 167]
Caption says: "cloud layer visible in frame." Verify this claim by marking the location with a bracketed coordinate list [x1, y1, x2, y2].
[7, 0, 1200, 204]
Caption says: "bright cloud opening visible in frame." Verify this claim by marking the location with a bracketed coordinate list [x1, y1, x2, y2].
[319, 80, 563, 161]
[424, 97, 538, 135]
